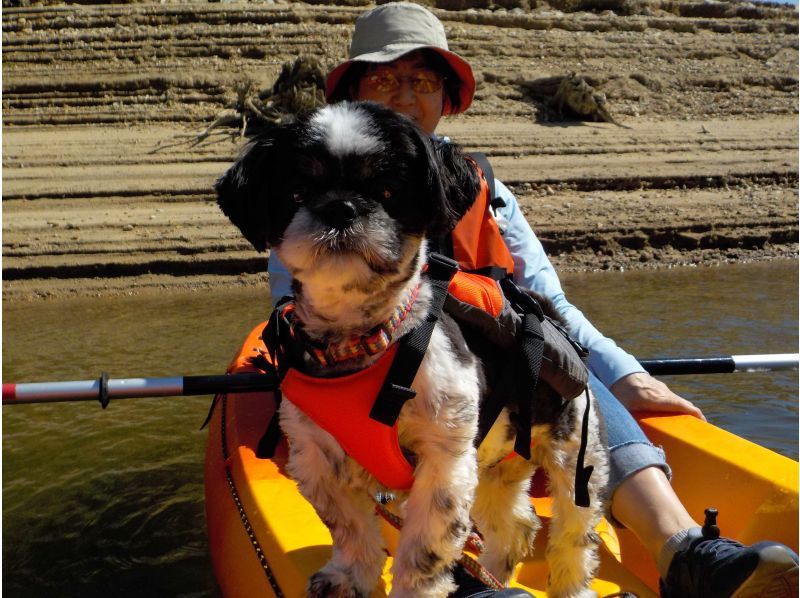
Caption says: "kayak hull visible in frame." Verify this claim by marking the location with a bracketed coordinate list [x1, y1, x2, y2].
[205, 322, 798, 597]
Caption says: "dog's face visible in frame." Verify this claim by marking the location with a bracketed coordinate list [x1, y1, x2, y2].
[216, 102, 479, 304]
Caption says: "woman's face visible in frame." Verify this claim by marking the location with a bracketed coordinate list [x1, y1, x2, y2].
[354, 52, 445, 136]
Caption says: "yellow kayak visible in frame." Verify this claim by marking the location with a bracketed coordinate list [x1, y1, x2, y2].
[204, 322, 798, 597]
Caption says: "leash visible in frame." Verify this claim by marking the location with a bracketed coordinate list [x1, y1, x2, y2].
[372, 499, 504, 591]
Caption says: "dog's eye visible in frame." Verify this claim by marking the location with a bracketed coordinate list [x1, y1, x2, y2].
[382, 189, 391, 200]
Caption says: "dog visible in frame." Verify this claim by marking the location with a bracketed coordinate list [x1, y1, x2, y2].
[216, 101, 608, 598]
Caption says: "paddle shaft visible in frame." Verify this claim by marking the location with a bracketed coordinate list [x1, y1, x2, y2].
[639, 353, 799, 376]
[3, 353, 797, 406]
[3, 373, 277, 406]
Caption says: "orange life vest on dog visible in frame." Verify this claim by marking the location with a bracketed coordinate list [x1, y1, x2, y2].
[279, 344, 417, 490]
[267, 258, 589, 493]
[274, 269, 508, 492]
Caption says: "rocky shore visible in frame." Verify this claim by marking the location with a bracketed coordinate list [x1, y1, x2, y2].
[2, 0, 797, 300]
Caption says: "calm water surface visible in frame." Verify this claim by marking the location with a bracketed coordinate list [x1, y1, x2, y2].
[3, 260, 798, 597]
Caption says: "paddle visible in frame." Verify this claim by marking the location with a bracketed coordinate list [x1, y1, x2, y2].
[639, 353, 799, 376]
[2, 372, 278, 406]
[3, 353, 797, 407]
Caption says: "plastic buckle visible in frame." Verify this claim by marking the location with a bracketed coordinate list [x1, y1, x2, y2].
[426, 252, 460, 280]
[501, 278, 544, 320]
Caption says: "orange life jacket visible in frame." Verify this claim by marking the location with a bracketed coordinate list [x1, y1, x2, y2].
[268, 256, 589, 494]
[279, 344, 417, 490]
[273, 266, 505, 491]
[448, 160, 516, 278]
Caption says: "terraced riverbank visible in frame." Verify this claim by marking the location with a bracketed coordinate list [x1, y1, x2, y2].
[2, 0, 797, 300]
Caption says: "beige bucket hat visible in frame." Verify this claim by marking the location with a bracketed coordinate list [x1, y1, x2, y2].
[325, 2, 476, 115]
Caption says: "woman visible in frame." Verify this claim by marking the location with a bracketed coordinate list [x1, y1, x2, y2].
[267, 3, 798, 597]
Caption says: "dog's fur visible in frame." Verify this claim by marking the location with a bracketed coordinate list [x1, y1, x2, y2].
[216, 101, 609, 598]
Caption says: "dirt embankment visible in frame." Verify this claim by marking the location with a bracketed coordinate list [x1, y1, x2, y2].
[2, 0, 798, 301]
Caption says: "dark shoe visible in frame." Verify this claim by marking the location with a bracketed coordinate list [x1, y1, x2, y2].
[448, 562, 533, 598]
[660, 535, 799, 598]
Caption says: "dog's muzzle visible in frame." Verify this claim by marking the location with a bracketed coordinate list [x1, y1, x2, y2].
[311, 196, 362, 231]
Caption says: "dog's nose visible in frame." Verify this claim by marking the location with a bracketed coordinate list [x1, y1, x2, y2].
[320, 199, 359, 229]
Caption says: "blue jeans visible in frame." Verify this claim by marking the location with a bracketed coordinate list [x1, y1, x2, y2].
[589, 372, 671, 524]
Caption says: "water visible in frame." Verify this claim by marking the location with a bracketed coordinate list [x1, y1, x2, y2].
[3, 261, 797, 597]
[560, 261, 799, 458]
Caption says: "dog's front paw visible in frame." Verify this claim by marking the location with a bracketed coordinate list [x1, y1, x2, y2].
[308, 567, 367, 598]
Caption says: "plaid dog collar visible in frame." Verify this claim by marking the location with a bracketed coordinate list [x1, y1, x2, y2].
[283, 284, 421, 368]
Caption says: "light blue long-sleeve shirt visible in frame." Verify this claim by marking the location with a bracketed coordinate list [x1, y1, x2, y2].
[266, 177, 645, 389]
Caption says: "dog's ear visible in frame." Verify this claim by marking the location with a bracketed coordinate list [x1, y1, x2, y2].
[426, 140, 481, 236]
[215, 129, 283, 252]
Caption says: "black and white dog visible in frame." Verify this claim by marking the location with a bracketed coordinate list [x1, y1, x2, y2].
[216, 101, 608, 598]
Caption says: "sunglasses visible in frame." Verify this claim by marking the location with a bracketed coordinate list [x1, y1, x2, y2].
[363, 69, 444, 94]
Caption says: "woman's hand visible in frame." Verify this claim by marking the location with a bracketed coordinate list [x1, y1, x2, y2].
[610, 372, 706, 421]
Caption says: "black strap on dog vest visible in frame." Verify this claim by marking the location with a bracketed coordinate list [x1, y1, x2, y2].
[513, 313, 544, 459]
[574, 388, 594, 508]
[493, 279, 594, 506]
[497, 278, 546, 460]
[256, 297, 303, 458]
[500, 280, 594, 505]
[369, 253, 459, 426]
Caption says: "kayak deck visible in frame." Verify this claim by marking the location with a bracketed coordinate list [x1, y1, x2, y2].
[205, 322, 798, 597]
